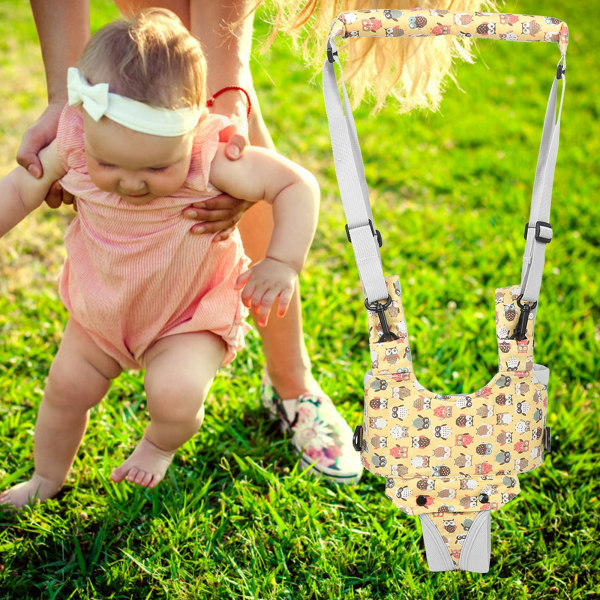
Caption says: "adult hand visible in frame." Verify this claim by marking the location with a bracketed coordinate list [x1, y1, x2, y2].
[182, 192, 253, 239]
[218, 122, 247, 161]
[17, 103, 75, 209]
[211, 87, 249, 160]
[184, 93, 252, 240]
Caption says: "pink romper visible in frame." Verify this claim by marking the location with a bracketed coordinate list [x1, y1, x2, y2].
[55, 106, 251, 369]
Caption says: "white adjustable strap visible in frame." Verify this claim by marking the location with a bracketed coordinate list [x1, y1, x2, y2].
[519, 55, 566, 304]
[323, 37, 565, 309]
[322, 37, 389, 304]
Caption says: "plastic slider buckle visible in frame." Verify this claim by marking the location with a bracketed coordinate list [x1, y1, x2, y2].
[556, 64, 566, 80]
[523, 221, 553, 244]
[345, 220, 383, 247]
[327, 46, 338, 63]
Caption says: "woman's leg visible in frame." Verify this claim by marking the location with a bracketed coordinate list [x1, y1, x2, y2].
[203, 6, 361, 483]
[110, 331, 225, 488]
[0, 319, 122, 509]
[113, 0, 190, 27]
[237, 197, 319, 399]
[221, 10, 322, 399]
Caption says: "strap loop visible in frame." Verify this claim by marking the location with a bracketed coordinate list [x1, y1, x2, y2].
[519, 55, 565, 303]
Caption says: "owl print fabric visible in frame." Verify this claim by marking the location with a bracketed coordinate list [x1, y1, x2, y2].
[329, 8, 568, 56]
[323, 8, 565, 570]
[361, 275, 549, 518]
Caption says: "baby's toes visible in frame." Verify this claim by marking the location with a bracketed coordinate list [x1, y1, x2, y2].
[110, 465, 127, 483]
[143, 471, 157, 487]
[148, 474, 163, 489]
[135, 470, 152, 486]
[126, 467, 140, 483]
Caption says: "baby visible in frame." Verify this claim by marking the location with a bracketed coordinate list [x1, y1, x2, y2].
[0, 9, 319, 509]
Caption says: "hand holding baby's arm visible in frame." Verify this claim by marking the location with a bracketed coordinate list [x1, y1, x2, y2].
[210, 144, 320, 327]
[0, 140, 65, 237]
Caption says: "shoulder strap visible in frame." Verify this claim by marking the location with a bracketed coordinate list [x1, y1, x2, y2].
[323, 41, 388, 304]
[322, 10, 568, 307]
[520, 54, 566, 303]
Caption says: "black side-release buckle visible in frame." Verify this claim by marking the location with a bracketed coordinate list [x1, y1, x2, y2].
[523, 221, 553, 244]
[544, 426, 552, 454]
[510, 294, 537, 341]
[327, 46, 338, 63]
[365, 295, 399, 342]
[346, 220, 382, 247]
[352, 425, 363, 452]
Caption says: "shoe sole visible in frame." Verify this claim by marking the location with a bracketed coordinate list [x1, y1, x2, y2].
[299, 454, 363, 484]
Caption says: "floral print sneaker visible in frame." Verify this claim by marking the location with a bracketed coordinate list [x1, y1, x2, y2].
[260, 373, 363, 484]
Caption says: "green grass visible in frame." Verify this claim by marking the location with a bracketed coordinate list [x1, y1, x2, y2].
[0, 0, 599, 598]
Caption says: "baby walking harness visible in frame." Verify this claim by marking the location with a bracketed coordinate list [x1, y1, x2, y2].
[322, 9, 568, 572]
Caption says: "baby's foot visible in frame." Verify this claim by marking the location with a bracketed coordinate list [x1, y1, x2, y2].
[0, 472, 62, 510]
[111, 435, 176, 488]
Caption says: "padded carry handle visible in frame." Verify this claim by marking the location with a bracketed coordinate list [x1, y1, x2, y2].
[328, 9, 568, 55]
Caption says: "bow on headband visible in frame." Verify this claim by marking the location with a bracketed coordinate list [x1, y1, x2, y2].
[66, 67, 201, 137]
[67, 68, 110, 122]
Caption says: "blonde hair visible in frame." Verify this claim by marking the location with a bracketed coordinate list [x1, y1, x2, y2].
[247, 0, 498, 112]
[78, 8, 207, 110]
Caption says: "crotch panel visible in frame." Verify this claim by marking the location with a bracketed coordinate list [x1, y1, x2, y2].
[419, 511, 492, 572]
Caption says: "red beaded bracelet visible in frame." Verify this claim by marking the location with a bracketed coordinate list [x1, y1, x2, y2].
[206, 86, 252, 119]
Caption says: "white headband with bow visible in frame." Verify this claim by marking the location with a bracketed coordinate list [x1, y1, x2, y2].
[67, 67, 201, 136]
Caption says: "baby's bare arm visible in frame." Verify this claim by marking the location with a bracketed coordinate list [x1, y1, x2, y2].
[209, 144, 320, 273]
[0, 140, 65, 237]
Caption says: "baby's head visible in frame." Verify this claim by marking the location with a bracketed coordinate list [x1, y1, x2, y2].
[71, 9, 207, 204]
[78, 8, 206, 111]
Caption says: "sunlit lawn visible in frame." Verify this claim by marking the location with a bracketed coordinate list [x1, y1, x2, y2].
[0, 0, 598, 598]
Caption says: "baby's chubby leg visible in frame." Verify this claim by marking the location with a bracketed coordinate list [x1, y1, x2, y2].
[110, 331, 225, 489]
[0, 319, 121, 509]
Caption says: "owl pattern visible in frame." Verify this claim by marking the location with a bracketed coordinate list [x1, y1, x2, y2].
[329, 8, 568, 55]
[326, 7, 566, 569]
[361, 276, 548, 519]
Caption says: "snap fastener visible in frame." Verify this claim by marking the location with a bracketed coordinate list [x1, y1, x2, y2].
[478, 493, 489, 504]
[416, 495, 427, 506]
